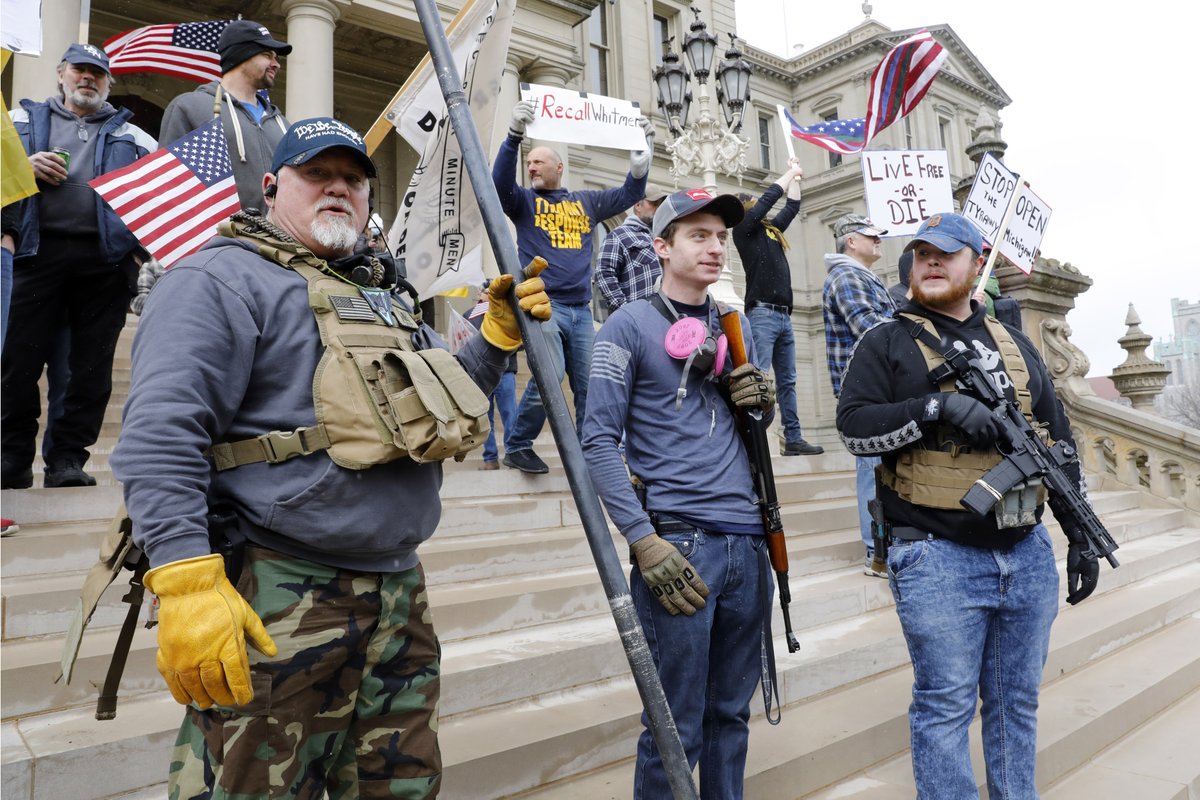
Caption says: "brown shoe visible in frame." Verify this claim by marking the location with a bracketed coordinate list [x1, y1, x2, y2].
[478, 460, 500, 470]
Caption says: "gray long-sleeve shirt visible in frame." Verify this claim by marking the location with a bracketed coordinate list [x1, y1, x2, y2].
[111, 237, 508, 570]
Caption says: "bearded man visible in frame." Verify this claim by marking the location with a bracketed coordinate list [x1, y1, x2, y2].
[111, 117, 550, 798]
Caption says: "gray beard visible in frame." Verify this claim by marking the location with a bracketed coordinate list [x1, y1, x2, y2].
[310, 213, 359, 254]
[68, 90, 104, 114]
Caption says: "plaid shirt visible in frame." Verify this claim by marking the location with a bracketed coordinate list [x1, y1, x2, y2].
[595, 215, 661, 312]
[822, 253, 897, 396]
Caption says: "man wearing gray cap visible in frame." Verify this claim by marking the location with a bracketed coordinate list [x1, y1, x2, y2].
[595, 183, 669, 313]
[2, 43, 156, 490]
[583, 188, 775, 799]
[821, 213, 898, 577]
[159, 19, 292, 211]
[112, 117, 550, 797]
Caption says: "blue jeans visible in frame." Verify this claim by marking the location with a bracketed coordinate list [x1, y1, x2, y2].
[504, 300, 593, 453]
[887, 525, 1059, 799]
[747, 306, 802, 443]
[482, 371, 516, 462]
[631, 530, 771, 800]
[1, 247, 12, 349]
[857, 456, 880, 550]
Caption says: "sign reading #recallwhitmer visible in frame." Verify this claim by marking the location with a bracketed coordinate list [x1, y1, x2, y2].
[520, 83, 648, 151]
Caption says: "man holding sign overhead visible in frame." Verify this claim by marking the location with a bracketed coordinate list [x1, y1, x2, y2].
[491, 96, 652, 474]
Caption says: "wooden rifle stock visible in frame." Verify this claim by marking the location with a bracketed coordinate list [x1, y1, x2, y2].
[719, 308, 799, 653]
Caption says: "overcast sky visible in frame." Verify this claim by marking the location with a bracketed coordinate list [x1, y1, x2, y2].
[734, 0, 1197, 378]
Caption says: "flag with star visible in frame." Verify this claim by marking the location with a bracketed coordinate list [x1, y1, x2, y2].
[90, 118, 240, 267]
[104, 20, 229, 83]
[784, 30, 946, 155]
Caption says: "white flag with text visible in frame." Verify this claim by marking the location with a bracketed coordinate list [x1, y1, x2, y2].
[384, 0, 516, 298]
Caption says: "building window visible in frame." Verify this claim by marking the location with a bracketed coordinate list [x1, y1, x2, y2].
[587, 4, 610, 96]
[758, 115, 772, 169]
[823, 110, 842, 168]
[938, 117, 951, 151]
[653, 15, 671, 66]
[904, 115, 914, 149]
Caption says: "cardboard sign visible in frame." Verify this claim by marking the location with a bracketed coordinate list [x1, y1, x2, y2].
[860, 150, 953, 237]
[520, 83, 647, 151]
[999, 185, 1052, 274]
[963, 153, 1020, 246]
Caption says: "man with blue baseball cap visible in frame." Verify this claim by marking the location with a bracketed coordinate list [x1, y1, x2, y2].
[111, 116, 550, 798]
[2, 43, 156, 490]
[835, 211, 1102, 798]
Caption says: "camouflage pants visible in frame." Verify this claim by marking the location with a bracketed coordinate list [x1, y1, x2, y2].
[168, 545, 441, 799]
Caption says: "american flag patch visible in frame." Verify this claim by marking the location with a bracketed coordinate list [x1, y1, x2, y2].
[330, 294, 378, 322]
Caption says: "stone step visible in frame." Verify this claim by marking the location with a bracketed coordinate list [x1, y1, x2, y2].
[1041, 684, 1200, 800]
[5, 529, 1196, 798]
[514, 612, 1200, 800]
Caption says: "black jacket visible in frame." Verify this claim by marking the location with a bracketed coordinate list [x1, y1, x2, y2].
[836, 300, 1080, 549]
[732, 184, 798, 311]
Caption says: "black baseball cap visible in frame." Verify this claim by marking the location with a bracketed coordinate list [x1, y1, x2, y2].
[218, 20, 291, 73]
[271, 117, 378, 178]
[651, 188, 745, 239]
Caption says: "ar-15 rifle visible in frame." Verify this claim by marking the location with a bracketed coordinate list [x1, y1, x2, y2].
[719, 308, 800, 653]
[919, 327, 1119, 569]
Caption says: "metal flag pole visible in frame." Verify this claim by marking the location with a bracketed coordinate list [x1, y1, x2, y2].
[408, 0, 699, 796]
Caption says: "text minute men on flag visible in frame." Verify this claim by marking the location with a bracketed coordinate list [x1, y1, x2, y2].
[532, 91, 641, 128]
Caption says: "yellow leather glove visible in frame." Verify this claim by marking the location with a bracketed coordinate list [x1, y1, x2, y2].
[480, 257, 551, 351]
[144, 554, 277, 709]
[631, 533, 710, 616]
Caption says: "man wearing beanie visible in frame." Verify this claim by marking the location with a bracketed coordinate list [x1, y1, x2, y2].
[159, 20, 292, 211]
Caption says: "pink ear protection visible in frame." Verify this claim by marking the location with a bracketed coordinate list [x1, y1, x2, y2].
[664, 317, 727, 409]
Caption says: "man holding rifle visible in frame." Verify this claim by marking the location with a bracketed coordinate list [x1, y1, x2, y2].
[582, 188, 776, 799]
[835, 212, 1106, 799]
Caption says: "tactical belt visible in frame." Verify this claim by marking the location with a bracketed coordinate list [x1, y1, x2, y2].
[890, 526, 936, 541]
[650, 512, 706, 535]
[209, 425, 332, 471]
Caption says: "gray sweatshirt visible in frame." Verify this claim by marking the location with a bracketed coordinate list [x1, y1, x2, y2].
[111, 237, 508, 571]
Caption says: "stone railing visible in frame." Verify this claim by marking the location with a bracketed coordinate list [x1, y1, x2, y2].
[1000, 260, 1200, 513]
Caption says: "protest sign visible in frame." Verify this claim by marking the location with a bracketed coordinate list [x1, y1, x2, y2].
[520, 83, 647, 150]
[963, 153, 1019, 246]
[860, 150, 952, 237]
[998, 185, 1052, 274]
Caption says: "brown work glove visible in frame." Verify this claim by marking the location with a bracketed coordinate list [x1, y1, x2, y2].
[727, 363, 774, 412]
[480, 257, 551, 350]
[631, 533, 709, 616]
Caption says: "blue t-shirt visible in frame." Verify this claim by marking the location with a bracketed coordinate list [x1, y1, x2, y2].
[491, 134, 645, 305]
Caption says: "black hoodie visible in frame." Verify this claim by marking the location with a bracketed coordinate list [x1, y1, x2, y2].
[836, 299, 1081, 549]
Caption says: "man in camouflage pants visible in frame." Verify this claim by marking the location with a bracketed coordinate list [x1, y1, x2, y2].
[111, 117, 549, 798]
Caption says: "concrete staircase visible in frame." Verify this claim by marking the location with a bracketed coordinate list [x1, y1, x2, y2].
[3, 316, 1199, 800]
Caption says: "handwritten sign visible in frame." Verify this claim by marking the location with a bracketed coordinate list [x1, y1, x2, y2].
[520, 83, 647, 151]
[963, 154, 1019, 246]
[860, 150, 953, 237]
[998, 185, 1052, 274]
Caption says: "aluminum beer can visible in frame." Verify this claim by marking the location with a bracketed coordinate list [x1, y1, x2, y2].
[51, 147, 71, 171]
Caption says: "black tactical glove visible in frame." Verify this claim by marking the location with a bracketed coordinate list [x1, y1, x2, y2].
[924, 392, 1000, 447]
[1065, 532, 1099, 605]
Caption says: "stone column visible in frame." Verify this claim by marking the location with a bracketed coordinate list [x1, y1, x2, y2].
[282, 0, 341, 120]
[995, 257, 1095, 396]
[10, 0, 82, 104]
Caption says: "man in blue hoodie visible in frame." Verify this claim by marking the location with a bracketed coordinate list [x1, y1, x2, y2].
[1, 43, 155, 489]
[491, 99, 652, 473]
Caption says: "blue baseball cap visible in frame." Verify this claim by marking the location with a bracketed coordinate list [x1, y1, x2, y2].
[61, 43, 111, 75]
[651, 188, 744, 239]
[903, 212, 983, 255]
[270, 117, 377, 178]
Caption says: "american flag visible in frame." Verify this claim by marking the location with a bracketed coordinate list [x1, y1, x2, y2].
[89, 119, 240, 267]
[103, 20, 230, 83]
[785, 30, 946, 155]
[783, 110, 866, 155]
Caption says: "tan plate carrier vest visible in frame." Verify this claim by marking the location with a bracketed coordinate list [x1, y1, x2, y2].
[208, 220, 491, 470]
[877, 312, 1048, 511]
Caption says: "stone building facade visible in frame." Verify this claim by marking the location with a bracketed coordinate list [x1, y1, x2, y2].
[4, 0, 1015, 443]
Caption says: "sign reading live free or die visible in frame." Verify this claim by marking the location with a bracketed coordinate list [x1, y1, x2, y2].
[860, 150, 954, 238]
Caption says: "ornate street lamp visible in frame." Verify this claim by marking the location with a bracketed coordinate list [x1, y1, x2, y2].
[652, 9, 754, 302]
